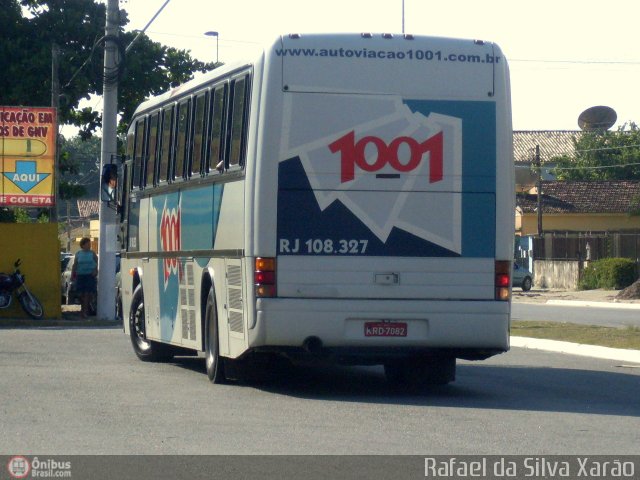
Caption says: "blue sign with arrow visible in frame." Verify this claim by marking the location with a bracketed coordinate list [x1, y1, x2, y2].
[3, 160, 50, 193]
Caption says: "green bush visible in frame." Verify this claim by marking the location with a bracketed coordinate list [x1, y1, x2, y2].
[579, 258, 638, 290]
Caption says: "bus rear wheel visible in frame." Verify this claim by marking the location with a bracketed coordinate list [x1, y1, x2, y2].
[205, 287, 226, 384]
[384, 356, 456, 388]
[129, 285, 173, 362]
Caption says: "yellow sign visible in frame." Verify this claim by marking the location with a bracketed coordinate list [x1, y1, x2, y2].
[0, 106, 56, 207]
[0, 138, 48, 157]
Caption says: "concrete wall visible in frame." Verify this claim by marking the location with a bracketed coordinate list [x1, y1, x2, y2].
[517, 213, 640, 236]
[533, 259, 582, 290]
[0, 223, 62, 319]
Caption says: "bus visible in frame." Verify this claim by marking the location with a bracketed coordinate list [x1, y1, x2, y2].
[117, 33, 514, 387]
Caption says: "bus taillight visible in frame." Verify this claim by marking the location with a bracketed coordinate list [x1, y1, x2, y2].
[255, 257, 276, 298]
[495, 260, 510, 301]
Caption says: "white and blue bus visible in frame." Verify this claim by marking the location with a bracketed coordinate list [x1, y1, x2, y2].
[118, 33, 514, 386]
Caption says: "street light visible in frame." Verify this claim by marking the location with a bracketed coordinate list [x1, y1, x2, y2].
[204, 31, 219, 65]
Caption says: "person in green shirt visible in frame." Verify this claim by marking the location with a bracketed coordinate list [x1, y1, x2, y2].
[72, 237, 98, 318]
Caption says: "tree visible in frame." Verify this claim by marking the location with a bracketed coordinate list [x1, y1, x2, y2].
[1, 0, 215, 137]
[59, 135, 102, 201]
[553, 123, 640, 180]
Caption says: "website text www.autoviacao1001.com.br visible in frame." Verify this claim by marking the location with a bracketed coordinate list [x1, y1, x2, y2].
[275, 46, 501, 64]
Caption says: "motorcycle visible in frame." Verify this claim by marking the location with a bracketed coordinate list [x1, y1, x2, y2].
[0, 259, 44, 319]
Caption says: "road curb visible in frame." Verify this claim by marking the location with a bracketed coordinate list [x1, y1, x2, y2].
[511, 336, 640, 364]
[0, 318, 121, 328]
[545, 299, 640, 309]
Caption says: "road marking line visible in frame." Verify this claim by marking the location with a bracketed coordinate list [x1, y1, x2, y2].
[511, 336, 640, 364]
[545, 300, 640, 309]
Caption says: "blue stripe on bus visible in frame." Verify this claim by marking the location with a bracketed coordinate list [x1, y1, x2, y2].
[151, 183, 225, 342]
[277, 100, 496, 257]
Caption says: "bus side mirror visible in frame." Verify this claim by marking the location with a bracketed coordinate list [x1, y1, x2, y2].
[101, 164, 118, 203]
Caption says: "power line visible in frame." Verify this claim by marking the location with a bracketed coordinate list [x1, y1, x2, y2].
[523, 142, 640, 158]
[125, 0, 171, 54]
[574, 143, 640, 153]
[553, 162, 640, 171]
[511, 58, 640, 65]
[537, 144, 640, 157]
[61, 34, 102, 91]
[130, 29, 261, 45]
[516, 162, 640, 171]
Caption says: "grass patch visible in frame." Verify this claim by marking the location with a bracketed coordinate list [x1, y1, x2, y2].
[512, 321, 640, 350]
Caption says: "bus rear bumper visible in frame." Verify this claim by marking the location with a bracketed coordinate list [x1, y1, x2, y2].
[252, 298, 510, 359]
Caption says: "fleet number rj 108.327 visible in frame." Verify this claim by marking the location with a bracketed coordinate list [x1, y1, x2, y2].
[279, 238, 368, 254]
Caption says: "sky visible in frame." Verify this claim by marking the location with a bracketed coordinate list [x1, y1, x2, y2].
[120, 0, 640, 131]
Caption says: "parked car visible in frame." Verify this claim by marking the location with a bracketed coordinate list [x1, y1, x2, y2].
[60, 252, 73, 272]
[60, 256, 75, 304]
[512, 262, 533, 291]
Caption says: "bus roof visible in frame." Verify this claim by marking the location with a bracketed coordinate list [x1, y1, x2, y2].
[131, 32, 507, 119]
[132, 59, 255, 118]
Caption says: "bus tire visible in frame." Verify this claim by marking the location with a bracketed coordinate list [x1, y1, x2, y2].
[384, 356, 456, 388]
[129, 285, 173, 362]
[205, 287, 226, 384]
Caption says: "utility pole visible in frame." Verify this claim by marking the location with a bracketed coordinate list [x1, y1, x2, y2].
[97, 0, 119, 320]
[66, 201, 71, 251]
[51, 43, 60, 223]
[535, 144, 543, 237]
[204, 31, 219, 65]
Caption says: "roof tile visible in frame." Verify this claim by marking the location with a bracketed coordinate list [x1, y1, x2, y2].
[516, 180, 640, 214]
[513, 130, 582, 164]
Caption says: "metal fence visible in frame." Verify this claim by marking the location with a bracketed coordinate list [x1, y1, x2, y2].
[530, 232, 640, 262]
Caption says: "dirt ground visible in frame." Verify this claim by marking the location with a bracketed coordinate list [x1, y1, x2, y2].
[512, 288, 640, 304]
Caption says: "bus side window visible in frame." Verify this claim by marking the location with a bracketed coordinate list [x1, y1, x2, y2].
[158, 105, 174, 183]
[120, 160, 130, 227]
[174, 98, 190, 181]
[125, 129, 134, 162]
[228, 75, 250, 169]
[191, 92, 207, 177]
[145, 112, 160, 188]
[207, 84, 227, 174]
[132, 117, 146, 189]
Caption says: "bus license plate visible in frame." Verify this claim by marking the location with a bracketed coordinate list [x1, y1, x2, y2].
[364, 322, 407, 337]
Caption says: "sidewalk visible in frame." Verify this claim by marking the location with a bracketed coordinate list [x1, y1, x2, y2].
[512, 287, 640, 364]
[511, 336, 640, 364]
[512, 287, 640, 307]
[0, 304, 121, 328]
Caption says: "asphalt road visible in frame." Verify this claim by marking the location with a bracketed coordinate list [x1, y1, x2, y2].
[512, 302, 640, 328]
[1, 327, 639, 457]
